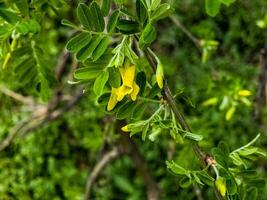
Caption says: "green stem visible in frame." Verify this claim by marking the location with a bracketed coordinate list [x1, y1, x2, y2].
[143, 47, 223, 200]
[230, 133, 261, 154]
[138, 97, 160, 104]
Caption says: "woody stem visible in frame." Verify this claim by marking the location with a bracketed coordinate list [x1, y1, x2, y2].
[143, 47, 223, 200]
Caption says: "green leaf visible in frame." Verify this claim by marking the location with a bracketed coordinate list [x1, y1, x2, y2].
[108, 67, 121, 88]
[93, 70, 109, 95]
[179, 176, 192, 188]
[84, 51, 113, 68]
[166, 160, 188, 175]
[150, 3, 174, 21]
[205, 0, 221, 17]
[61, 19, 79, 29]
[197, 171, 214, 186]
[116, 101, 137, 120]
[131, 102, 147, 119]
[92, 37, 110, 61]
[212, 148, 228, 168]
[14, 0, 29, 16]
[74, 67, 102, 80]
[218, 141, 229, 157]
[246, 179, 266, 189]
[128, 120, 148, 133]
[101, 0, 111, 16]
[192, 173, 204, 185]
[183, 132, 203, 141]
[0, 9, 20, 24]
[136, 71, 146, 95]
[90, 2, 105, 32]
[136, 0, 148, 25]
[117, 19, 140, 34]
[141, 123, 149, 140]
[150, 0, 161, 11]
[77, 3, 93, 30]
[97, 92, 111, 105]
[107, 10, 120, 32]
[76, 35, 103, 62]
[230, 152, 245, 167]
[226, 177, 237, 195]
[220, 0, 235, 6]
[66, 32, 92, 53]
[12, 45, 55, 101]
[238, 147, 258, 156]
[16, 19, 40, 35]
[244, 187, 258, 200]
[139, 23, 157, 49]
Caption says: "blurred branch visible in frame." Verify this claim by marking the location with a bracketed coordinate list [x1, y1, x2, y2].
[0, 118, 30, 151]
[0, 88, 83, 152]
[84, 146, 125, 200]
[120, 133, 160, 200]
[85, 128, 160, 200]
[19, 88, 83, 138]
[169, 15, 201, 50]
[193, 185, 204, 200]
[254, 47, 267, 121]
[0, 86, 34, 106]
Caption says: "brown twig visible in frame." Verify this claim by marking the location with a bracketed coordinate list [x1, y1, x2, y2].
[120, 133, 160, 200]
[169, 15, 201, 50]
[0, 118, 31, 151]
[0, 86, 34, 106]
[254, 47, 267, 121]
[84, 146, 125, 200]
[143, 48, 222, 200]
[19, 89, 84, 138]
[0, 89, 83, 152]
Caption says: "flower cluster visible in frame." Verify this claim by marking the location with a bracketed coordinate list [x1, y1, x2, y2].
[107, 65, 140, 111]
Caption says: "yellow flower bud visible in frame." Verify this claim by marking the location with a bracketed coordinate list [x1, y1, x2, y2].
[121, 125, 130, 132]
[215, 177, 226, 197]
[238, 90, 251, 97]
[156, 63, 164, 89]
[225, 106, 236, 121]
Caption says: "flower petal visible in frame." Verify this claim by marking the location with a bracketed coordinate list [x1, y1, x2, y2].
[130, 82, 140, 101]
[116, 85, 132, 101]
[107, 88, 118, 111]
[122, 65, 135, 88]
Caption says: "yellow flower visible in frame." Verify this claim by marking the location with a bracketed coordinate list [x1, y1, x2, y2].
[121, 125, 129, 132]
[107, 65, 140, 111]
[238, 90, 252, 97]
[156, 63, 164, 89]
[215, 177, 226, 197]
[225, 106, 236, 121]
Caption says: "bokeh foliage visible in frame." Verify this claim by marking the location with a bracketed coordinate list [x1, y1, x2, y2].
[0, 0, 266, 199]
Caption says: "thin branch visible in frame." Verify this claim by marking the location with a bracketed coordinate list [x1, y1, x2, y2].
[0, 89, 83, 152]
[120, 133, 160, 200]
[0, 118, 30, 151]
[0, 86, 34, 106]
[193, 185, 204, 200]
[254, 47, 267, 121]
[84, 147, 124, 200]
[169, 15, 201, 50]
[19, 89, 84, 138]
[143, 47, 222, 200]
[230, 134, 261, 154]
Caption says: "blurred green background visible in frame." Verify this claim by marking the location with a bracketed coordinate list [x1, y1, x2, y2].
[0, 0, 266, 199]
